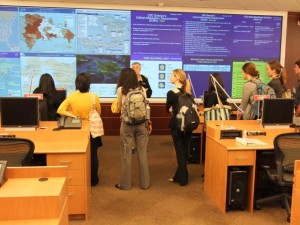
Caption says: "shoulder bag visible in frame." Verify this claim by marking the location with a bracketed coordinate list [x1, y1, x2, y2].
[89, 94, 104, 138]
[203, 92, 231, 121]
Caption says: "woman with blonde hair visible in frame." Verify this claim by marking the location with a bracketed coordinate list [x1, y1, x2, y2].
[266, 61, 288, 98]
[166, 69, 192, 186]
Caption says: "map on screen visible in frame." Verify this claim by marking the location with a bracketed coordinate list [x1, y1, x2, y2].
[0, 6, 283, 98]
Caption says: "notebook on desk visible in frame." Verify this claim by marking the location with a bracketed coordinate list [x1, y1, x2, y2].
[235, 137, 267, 146]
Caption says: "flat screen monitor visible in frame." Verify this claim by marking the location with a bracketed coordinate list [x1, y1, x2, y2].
[56, 89, 67, 105]
[0, 97, 39, 131]
[261, 98, 294, 129]
[0, 6, 285, 99]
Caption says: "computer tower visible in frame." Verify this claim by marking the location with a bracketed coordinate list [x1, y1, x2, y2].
[187, 134, 200, 164]
[227, 167, 247, 210]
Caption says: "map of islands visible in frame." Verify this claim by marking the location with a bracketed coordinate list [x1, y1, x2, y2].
[0, 7, 19, 52]
[20, 53, 76, 96]
[19, 9, 76, 53]
[0, 53, 21, 96]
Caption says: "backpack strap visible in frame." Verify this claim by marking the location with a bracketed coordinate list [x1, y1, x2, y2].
[90, 93, 96, 111]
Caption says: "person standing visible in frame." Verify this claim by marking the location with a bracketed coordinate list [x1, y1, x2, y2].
[266, 61, 288, 98]
[237, 62, 261, 120]
[166, 69, 192, 186]
[115, 68, 151, 190]
[294, 60, 300, 116]
[57, 73, 102, 186]
[132, 62, 152, 98]
[33, 73, 61, 121]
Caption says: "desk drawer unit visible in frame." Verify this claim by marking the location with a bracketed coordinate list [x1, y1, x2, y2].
[228, 151, 255, 166]
[66, 170, 84, 186]
[47, 153, 86, 217]
[47, 154, 84, 170]
[67, 186, 85, 214]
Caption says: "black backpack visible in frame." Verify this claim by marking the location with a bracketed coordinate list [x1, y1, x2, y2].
[173, 88, 200, 131]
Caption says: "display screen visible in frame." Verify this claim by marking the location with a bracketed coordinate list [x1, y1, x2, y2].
[0, 97, 39, 127]
[262, 98, 294, 125]
[0, 6, 283, 98]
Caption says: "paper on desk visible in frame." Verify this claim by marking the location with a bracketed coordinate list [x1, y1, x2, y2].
[235, 137, 267, 146]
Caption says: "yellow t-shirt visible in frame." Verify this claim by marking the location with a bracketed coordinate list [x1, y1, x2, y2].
[57, 90, 101, 120]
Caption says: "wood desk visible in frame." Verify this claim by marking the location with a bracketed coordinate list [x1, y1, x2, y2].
[0, 121, 91, 220]
[0, 167, 68, 225]
[291, 160, 300, 225]
[204, 120, 294, 214]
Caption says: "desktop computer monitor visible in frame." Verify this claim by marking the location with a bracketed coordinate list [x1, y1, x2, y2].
[0, 97, 39, 131]
[56, 89, 67, 105]
[261, 98, 294, 129]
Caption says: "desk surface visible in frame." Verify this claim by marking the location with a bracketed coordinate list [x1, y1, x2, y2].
[206, 120, 295, 150]
[0, 122, 90, 219]
[0, 177, 66, 198]
[0, 121, 90, 153]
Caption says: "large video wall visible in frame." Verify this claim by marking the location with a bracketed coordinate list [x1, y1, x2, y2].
[0, 6, 283, 98]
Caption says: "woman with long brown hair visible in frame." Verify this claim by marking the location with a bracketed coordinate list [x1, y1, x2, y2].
[237, 62, 261, 120]
[115, 68, 151, 190]
[266, 61, 288, 98]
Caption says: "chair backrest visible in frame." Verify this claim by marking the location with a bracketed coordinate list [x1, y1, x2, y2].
[0, 138, 35, 166]
[274, 133, 300, 185]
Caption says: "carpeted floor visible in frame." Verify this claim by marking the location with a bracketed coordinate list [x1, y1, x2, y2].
[70, 135, 289, 225]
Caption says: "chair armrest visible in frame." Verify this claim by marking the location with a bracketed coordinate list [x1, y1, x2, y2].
[283, 163, 294, 174]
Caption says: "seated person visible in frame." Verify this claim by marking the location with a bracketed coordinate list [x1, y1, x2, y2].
[33, 73, 61, 121]
[204, 73, 228, 108]
[32, 73, 60, 166]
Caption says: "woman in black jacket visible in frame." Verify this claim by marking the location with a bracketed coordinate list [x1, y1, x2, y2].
[166, 69, 192, 186]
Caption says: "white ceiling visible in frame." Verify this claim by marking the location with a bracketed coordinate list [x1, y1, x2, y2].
[3, 0, 300, 12]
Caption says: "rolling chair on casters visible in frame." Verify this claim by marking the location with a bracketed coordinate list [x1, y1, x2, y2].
[255, 133, 300, 223]
[0, 138, 35, 166]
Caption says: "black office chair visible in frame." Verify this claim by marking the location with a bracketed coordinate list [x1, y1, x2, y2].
[0, 138, 35, 166]
[255, 132, 300, 222]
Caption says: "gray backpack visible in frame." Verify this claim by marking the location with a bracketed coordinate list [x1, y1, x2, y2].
[122, 88, 148, 125]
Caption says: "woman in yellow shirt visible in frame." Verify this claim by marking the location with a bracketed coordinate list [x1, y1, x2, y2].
[57, 73, 102, 186]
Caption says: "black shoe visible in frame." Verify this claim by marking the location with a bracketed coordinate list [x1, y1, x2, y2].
[167, 178, 178, 183]
[91, 181, 98, 186]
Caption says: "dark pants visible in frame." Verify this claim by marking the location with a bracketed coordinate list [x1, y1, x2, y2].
[90, 135, 102, 186]
[171, 128, 191, 186]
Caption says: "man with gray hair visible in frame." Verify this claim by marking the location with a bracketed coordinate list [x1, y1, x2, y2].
[132, 62, 152, 98]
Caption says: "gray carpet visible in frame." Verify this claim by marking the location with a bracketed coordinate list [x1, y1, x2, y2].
[70, 135, 289, 225]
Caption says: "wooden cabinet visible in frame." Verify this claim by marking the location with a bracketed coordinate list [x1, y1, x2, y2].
[0, 121, 91, 220]
[0, 167, 69, 225]
[228, 150, 255, 166]
[47, 153, 89, 218]
[101, 103, 172, 135]
[291, 160, 300, 225]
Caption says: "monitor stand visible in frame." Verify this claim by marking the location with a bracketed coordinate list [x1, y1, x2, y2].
[4, 127, 37, 132]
